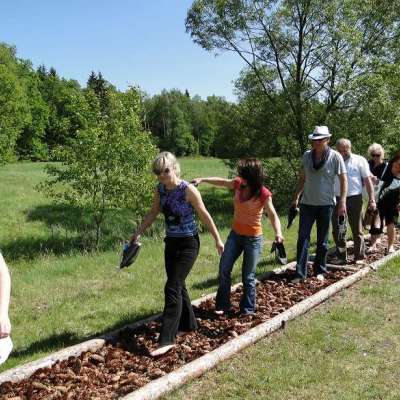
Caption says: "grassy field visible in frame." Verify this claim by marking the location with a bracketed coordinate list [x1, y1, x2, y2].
[0, 158, 300, 371]
[168, 257, 400, 400]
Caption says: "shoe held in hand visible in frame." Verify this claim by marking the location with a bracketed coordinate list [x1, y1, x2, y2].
[270, 241, 287, 265]
[119, 240, 141, 269]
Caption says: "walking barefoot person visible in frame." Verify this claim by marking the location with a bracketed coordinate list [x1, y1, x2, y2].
[291, 126, 347, 282]
[131, 152, 224, 356]
[0, 252, 11, 339]
[192, 159, 283, 316]
[368, 152, 400, 254]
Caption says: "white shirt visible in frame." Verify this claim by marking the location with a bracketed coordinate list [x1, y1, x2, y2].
[334, 153, 370, 197]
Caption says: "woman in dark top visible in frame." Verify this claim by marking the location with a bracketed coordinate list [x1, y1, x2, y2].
[131, 152, 224, 356]
[368, 152, 400, 254]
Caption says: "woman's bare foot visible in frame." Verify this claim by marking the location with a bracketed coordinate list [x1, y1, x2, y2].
[150, 344, 175, 357]
[387, 246, 395, 254]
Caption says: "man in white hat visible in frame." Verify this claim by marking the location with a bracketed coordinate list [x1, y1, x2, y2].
[330, 138, 376, 264]
[291, 126, 348, 282]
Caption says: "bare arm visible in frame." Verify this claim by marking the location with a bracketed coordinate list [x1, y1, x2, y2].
[186, 185, 224, 255]
[191, 177, 235, 190]
[264, 197, 284, 243]
[130, 190, 160, 242]
[338, 173, 348, 216]
[363, 176, 376, 210]
[0, 254, 11, 337]
[291, 169, 305, 207]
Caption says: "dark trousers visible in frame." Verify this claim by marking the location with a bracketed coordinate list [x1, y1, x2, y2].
[296, 204, 333, 280]
[160, 235, 199, 346]
[332, 194, 364, 260]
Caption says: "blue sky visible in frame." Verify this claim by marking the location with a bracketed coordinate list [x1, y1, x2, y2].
[0, 0, 245, 101]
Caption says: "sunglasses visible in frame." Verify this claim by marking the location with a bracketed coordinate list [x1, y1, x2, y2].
[153, 167, 171, 176]
[371, 153, 381, 157]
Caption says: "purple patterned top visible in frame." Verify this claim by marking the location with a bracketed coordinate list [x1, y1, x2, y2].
[158, 180, 198, 237]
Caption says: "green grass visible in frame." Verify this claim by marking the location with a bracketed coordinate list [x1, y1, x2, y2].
[0, 158, 301, 371]
[168, 257, 400, 400]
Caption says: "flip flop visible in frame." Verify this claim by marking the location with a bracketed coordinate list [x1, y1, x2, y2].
[270, 242, 288, 265]
[119, 241, 142, 269]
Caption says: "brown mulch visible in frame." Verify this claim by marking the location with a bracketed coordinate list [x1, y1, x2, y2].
[1, 235, 399, 400]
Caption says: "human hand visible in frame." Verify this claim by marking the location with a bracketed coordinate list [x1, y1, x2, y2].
[190, 178, 202, 187]
[275, 234, 284, 243]
[0, 314, 11, 338]
[338, 200, 347, 216]
[216, 240, 224, 256]
[129, 233, 140, 243]
[371, 176, 379, 185]
[368, 200, 377, 212]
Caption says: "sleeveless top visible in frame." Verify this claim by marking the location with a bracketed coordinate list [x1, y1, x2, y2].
[158, 180, 198, 237]
[232, 177, 272, 237]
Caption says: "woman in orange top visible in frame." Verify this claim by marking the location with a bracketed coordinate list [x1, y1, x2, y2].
[192, 159, 283, 315]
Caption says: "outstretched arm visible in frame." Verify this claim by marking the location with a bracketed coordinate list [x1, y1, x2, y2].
[264, 197, 284, 243]
[186, 185, 224, 255]
[130, 190, 160, 242]
[0, 253, 11, 338]
[191, 177, 235, 190]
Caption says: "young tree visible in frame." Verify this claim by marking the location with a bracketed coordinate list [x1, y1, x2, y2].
[40, 86, 158, 248]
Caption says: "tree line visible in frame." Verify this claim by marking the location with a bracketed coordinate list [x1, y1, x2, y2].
[0, 42, 240, 162]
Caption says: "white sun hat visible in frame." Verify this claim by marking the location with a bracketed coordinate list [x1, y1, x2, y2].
[308, 125, 331, 140]
[0, 336, 13, 365]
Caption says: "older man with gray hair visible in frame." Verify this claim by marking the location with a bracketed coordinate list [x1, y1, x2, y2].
[330, 138, 376, 264]
[291, 126, 347, 282]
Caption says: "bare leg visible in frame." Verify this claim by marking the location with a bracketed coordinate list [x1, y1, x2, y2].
[368, 234, 381, 252]
[387, 223, 395, 252]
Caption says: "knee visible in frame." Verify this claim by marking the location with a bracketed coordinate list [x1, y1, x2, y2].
[243, 275, 256, 288]
[164, 282, 182, 300]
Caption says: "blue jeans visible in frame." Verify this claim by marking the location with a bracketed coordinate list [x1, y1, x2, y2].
[216, 230, 264, 314]
[295, 204, 334, 280]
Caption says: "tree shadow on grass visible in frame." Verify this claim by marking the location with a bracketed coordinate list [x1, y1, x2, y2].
[200, 189, 233, 230]
[192, 276, 219, 291]
[2, 203, 145, 261]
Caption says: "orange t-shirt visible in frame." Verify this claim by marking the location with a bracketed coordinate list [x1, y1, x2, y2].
[232, 177, 272, 236]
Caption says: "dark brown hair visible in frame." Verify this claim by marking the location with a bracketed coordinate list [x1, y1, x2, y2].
[389, 151, 400, 165]
[237, 159, 264, 199]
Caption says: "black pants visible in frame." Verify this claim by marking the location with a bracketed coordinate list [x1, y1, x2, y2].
[160, 235, 200, 346]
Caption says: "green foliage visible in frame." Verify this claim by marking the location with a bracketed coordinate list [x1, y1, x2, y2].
[37, 69, 88, 157]
[0, 44, 30, 162]
[186, 0, 400, 159]
[16, 62, 50, 160]
[39, 87, 158, 248]
[263, 158, 300, 213]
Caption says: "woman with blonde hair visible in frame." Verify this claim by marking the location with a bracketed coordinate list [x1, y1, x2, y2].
[367, 143, 386, 178]
[131, 152, 224, 356]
